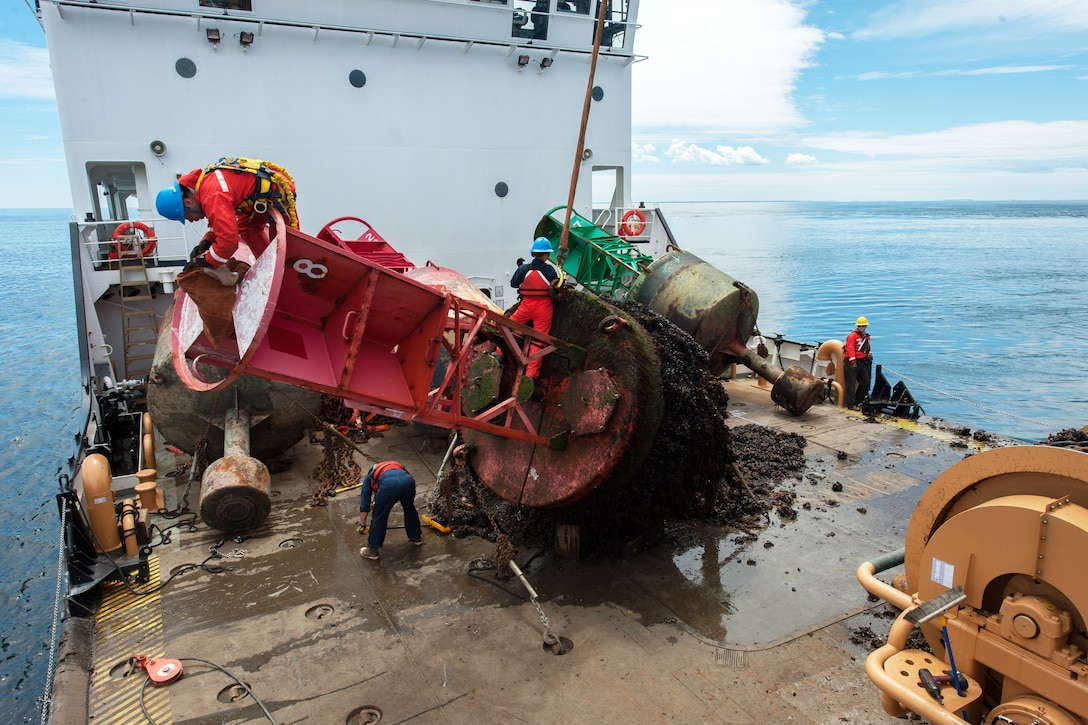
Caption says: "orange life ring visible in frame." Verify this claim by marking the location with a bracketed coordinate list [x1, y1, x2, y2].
[619, 208, 646, 237]
[112, 221, 157, 257]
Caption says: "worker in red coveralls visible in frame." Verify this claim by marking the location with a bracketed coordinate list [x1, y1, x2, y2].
[844, 316, 873, 409]
[155, 157, 298, 286]
[509, 237, 560, 379]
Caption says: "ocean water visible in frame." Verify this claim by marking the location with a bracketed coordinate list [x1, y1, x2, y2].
[658, 200, 1088, 441]
[0, 201, 1086, 722]
[0, 209, 81, 724]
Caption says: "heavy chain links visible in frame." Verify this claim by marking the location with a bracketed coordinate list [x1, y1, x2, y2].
[312, 431, 361, 506]
[458, 454, 516, 580]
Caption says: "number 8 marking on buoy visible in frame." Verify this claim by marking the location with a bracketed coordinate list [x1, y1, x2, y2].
[293, 258, 328, 279]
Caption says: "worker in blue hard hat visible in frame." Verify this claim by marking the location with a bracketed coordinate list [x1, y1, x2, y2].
[844, 316, 873, 409]
[155, 157, 298, 286]
[508, 237, 560, 379]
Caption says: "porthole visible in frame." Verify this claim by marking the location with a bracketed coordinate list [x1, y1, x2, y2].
[175, 58, 197, 79]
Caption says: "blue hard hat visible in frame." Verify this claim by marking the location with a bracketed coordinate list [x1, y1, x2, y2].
[155, 181, 186, 223]
[530, 237, 552, 254]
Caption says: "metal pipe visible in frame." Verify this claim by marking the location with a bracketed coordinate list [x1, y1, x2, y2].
[856, 548, 911, 610]
[818, 340, 846, 407]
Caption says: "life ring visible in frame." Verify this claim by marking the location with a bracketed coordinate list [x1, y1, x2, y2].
[618, 209, 646, 237]
[112, 221, 157, 257]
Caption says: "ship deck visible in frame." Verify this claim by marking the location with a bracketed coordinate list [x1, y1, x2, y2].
[62, 375, 1003, 724]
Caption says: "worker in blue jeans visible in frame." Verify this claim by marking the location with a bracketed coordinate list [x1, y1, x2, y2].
[359, 461, 423, 560]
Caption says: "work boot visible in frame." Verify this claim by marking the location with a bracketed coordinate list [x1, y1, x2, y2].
[409, 538, 423, 546]
[360, 547, 380, 560]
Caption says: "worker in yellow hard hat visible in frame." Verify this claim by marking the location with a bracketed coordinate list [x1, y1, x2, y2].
[844, 317, 873, 409]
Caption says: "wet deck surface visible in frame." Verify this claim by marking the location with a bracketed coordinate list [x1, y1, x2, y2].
[86, 377, 993, 724]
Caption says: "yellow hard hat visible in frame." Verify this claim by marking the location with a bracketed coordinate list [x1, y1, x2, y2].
[856, 316, 869, 326]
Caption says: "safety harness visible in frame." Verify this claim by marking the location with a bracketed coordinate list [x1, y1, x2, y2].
[369, 461, 405, 492]
[517, 263, 555, 297]
[197, 157, 299, 228]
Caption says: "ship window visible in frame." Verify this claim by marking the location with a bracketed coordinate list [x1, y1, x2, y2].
[557, 0, 589, 13]
[593, 1, 629, 47]
[512, 0, 549, 40]
[198, 0, 253, 10]
[87, 164, 145, 224]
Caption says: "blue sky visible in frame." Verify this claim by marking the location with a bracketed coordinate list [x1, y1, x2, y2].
[1, 0, 1086, 206]
[632, 0, 1088, 201]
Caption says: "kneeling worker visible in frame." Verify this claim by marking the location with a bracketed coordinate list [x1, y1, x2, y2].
[359, 461, 423, 561]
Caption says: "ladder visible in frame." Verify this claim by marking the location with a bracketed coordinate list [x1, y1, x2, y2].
[116, 245, 160, 407]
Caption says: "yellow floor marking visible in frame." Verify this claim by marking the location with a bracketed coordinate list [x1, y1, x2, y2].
[88, 556, 174, 725]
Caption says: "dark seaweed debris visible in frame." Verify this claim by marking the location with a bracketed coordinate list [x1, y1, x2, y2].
[1041, 427, 1088, 453]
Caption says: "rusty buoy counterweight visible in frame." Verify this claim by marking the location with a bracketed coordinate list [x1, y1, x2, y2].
[199, 404, 271, 531]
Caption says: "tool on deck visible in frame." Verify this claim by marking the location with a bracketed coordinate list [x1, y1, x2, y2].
[422, 515, 451, 533]
[918, 668, 969, 704]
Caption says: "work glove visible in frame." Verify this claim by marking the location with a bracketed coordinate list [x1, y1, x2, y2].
[356, 524, 367, 535]
[182, 255, 211, 274]
[189, 236, 213, 261]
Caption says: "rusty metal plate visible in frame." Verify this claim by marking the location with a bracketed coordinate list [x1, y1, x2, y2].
[561, 368, 619, 435]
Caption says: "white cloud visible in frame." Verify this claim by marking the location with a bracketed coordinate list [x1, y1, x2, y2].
[856, 0, 1088, 39]
[632, 141, 659, 163]
[0, 40, 54, 100]
[665, 140, 770, 166]
[801, 120, 1088, 165]
[858, 64, 1071, 80]
[786, 153, 817, 165]
[632, 0, 823, 137]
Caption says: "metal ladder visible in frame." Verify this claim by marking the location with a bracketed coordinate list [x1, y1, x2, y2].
[117, 248, 160, 407]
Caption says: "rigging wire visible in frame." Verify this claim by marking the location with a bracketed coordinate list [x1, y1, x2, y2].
[881, 364, 1057, 432]
[38, 494, 68, 725]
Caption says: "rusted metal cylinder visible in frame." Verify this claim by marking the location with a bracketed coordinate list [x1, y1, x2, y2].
[200, 406, 271, 531]
[742, 353, 827, 416]
[628, 250, 759, 375]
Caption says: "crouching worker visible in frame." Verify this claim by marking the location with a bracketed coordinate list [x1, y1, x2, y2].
[359, 461, 423, 561]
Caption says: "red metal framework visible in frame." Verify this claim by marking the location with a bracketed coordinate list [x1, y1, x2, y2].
[171, 212, 575, 447]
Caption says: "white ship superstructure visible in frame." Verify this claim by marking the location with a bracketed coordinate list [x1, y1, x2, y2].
[40, 0, 641, 312]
